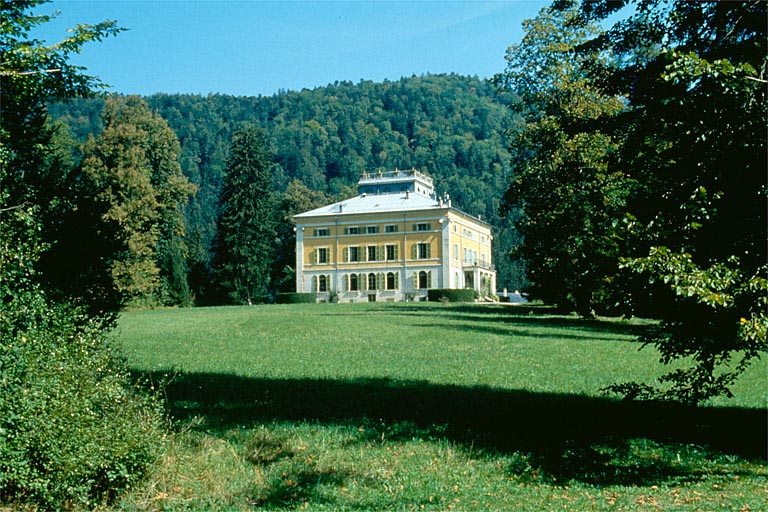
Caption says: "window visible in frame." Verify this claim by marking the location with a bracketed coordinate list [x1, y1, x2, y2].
[367, 245, 378, 261]
[453, 244, 459, 261]
[413, 223, 431, 232]
[416, 242, 431, 259]
[345, 226, 360, 235]
[368, 273, 377, 290]
[366, 226, 379, 234]
[347, 246, 361, 262]
[386, 244, 398, 261]
[386, 272, 398, 290]
[385, 224, 398, 233]
[317, 247, 328, 264]
[314, 228, 329, 237]
[318, 275, 328, 292]
[416, 270, 432, 289]
[349, 273, 359, 291]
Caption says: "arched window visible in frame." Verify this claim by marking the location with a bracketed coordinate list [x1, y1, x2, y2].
[318, 274, 328, 292]
[349, 273, 359, 291]
[368, 273, 377, 290]
[386, 272, 396, 290]
[418, 271, 428, 289]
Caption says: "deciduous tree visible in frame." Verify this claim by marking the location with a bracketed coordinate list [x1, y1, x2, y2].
[51, 96, 196, 309]
[496, 0, 766, 403]
[493, 3, 632, 315]
[0, 3, 166, 508]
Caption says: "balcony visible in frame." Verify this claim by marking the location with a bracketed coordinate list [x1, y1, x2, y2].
[462, 260, 495, 272]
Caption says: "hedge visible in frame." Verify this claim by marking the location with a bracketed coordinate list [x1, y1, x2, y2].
[427, 288, 477, 303]
[276, 292, 317, 304]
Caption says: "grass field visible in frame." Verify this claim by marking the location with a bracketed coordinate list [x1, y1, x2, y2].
[112, 302, 767, 511]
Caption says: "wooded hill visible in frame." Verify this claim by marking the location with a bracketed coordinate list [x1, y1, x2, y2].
[49, 74, 526, 303]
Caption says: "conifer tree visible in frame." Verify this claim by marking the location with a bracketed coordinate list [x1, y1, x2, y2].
[215, 127, 277, 304]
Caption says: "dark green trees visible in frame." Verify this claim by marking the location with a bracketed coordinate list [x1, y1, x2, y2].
[48, 96, 196, 309]
[50, 75, 525, 294]
[214, 127, 277, 304]
[1, 2, 166, 508]
[493, 4, 629, 315]
[496, 0, 766, 404]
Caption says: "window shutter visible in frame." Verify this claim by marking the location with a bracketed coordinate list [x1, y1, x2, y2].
[412, 224, 418, 232]
[361, 247, 367, 262]
[427, 271, 432, 289]
[358, 274, 364, 291]
[393, 245, 398, 260]
[413, 271, 419, 289]
[343, 247, 349, 262]
[426, 243, 431, 258]
[310, 250, 317, 264]
[343, 274, 349, 292]
[377, 246, 384, 261]
[312, 275, 318, 292]
[394, 272, 399, 289]
[412, 244, 417, 260]
[377, 272, 384, 290]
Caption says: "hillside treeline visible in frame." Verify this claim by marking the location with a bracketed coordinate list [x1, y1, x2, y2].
[49, 74, 526, 305]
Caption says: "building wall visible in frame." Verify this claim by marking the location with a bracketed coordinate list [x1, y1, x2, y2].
[295, 209, 495, 302]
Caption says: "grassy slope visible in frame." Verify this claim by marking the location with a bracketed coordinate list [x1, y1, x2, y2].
[113, 303, 767, 511]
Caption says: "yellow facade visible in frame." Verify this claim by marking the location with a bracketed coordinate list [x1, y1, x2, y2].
[293, 170, 496, 302]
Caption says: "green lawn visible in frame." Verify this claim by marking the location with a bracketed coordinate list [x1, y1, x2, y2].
[112, 303, 767, 511]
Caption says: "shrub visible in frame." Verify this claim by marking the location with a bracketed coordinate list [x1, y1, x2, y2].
[0, 206, 167, 510]
[427, 288, 477, 303]
[276, 292, 317, 304]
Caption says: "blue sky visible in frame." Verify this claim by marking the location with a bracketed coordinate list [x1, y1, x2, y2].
[32, 1, 545, 97]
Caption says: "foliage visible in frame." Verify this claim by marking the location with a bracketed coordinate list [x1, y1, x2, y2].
[214, 127, 277, 304]
[0, 0, 123, 209]
[0, 3, 167, 508]
[493, 3, 632, 315]
[496, 0, 767, 403]
[47, 96, 196, 310]
[427, 288, 478, 303]
[275, 292, 318, 304]
[607, 248, 767, 405]
[0, 171, 166, 510]
[48, 74, 528, 297]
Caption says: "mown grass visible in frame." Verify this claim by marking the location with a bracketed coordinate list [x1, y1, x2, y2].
[112, 302, 767, 511]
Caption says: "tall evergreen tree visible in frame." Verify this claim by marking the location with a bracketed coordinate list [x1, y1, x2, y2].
[215, 127, 277, 304]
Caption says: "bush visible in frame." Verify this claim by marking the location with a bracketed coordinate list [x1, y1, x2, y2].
[0, 207, 167, 510]
[427, 289, 477, 303]
[276, 292, 317, 304]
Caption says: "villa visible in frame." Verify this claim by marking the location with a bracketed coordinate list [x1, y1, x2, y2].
[293, 169, 496, 302]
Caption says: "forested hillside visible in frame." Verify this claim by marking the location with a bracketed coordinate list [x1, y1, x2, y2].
[50, 74, 526, 302]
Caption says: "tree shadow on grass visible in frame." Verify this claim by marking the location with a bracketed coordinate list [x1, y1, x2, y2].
[136, 371, 766, 488]
[324, 303, 653, 339]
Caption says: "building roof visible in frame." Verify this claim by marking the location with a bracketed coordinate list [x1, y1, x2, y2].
[293, 169, 490, 227]
[293, 191, 443, 219]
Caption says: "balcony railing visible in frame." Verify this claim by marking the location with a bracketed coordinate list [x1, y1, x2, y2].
[462, 260, 495, 271]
